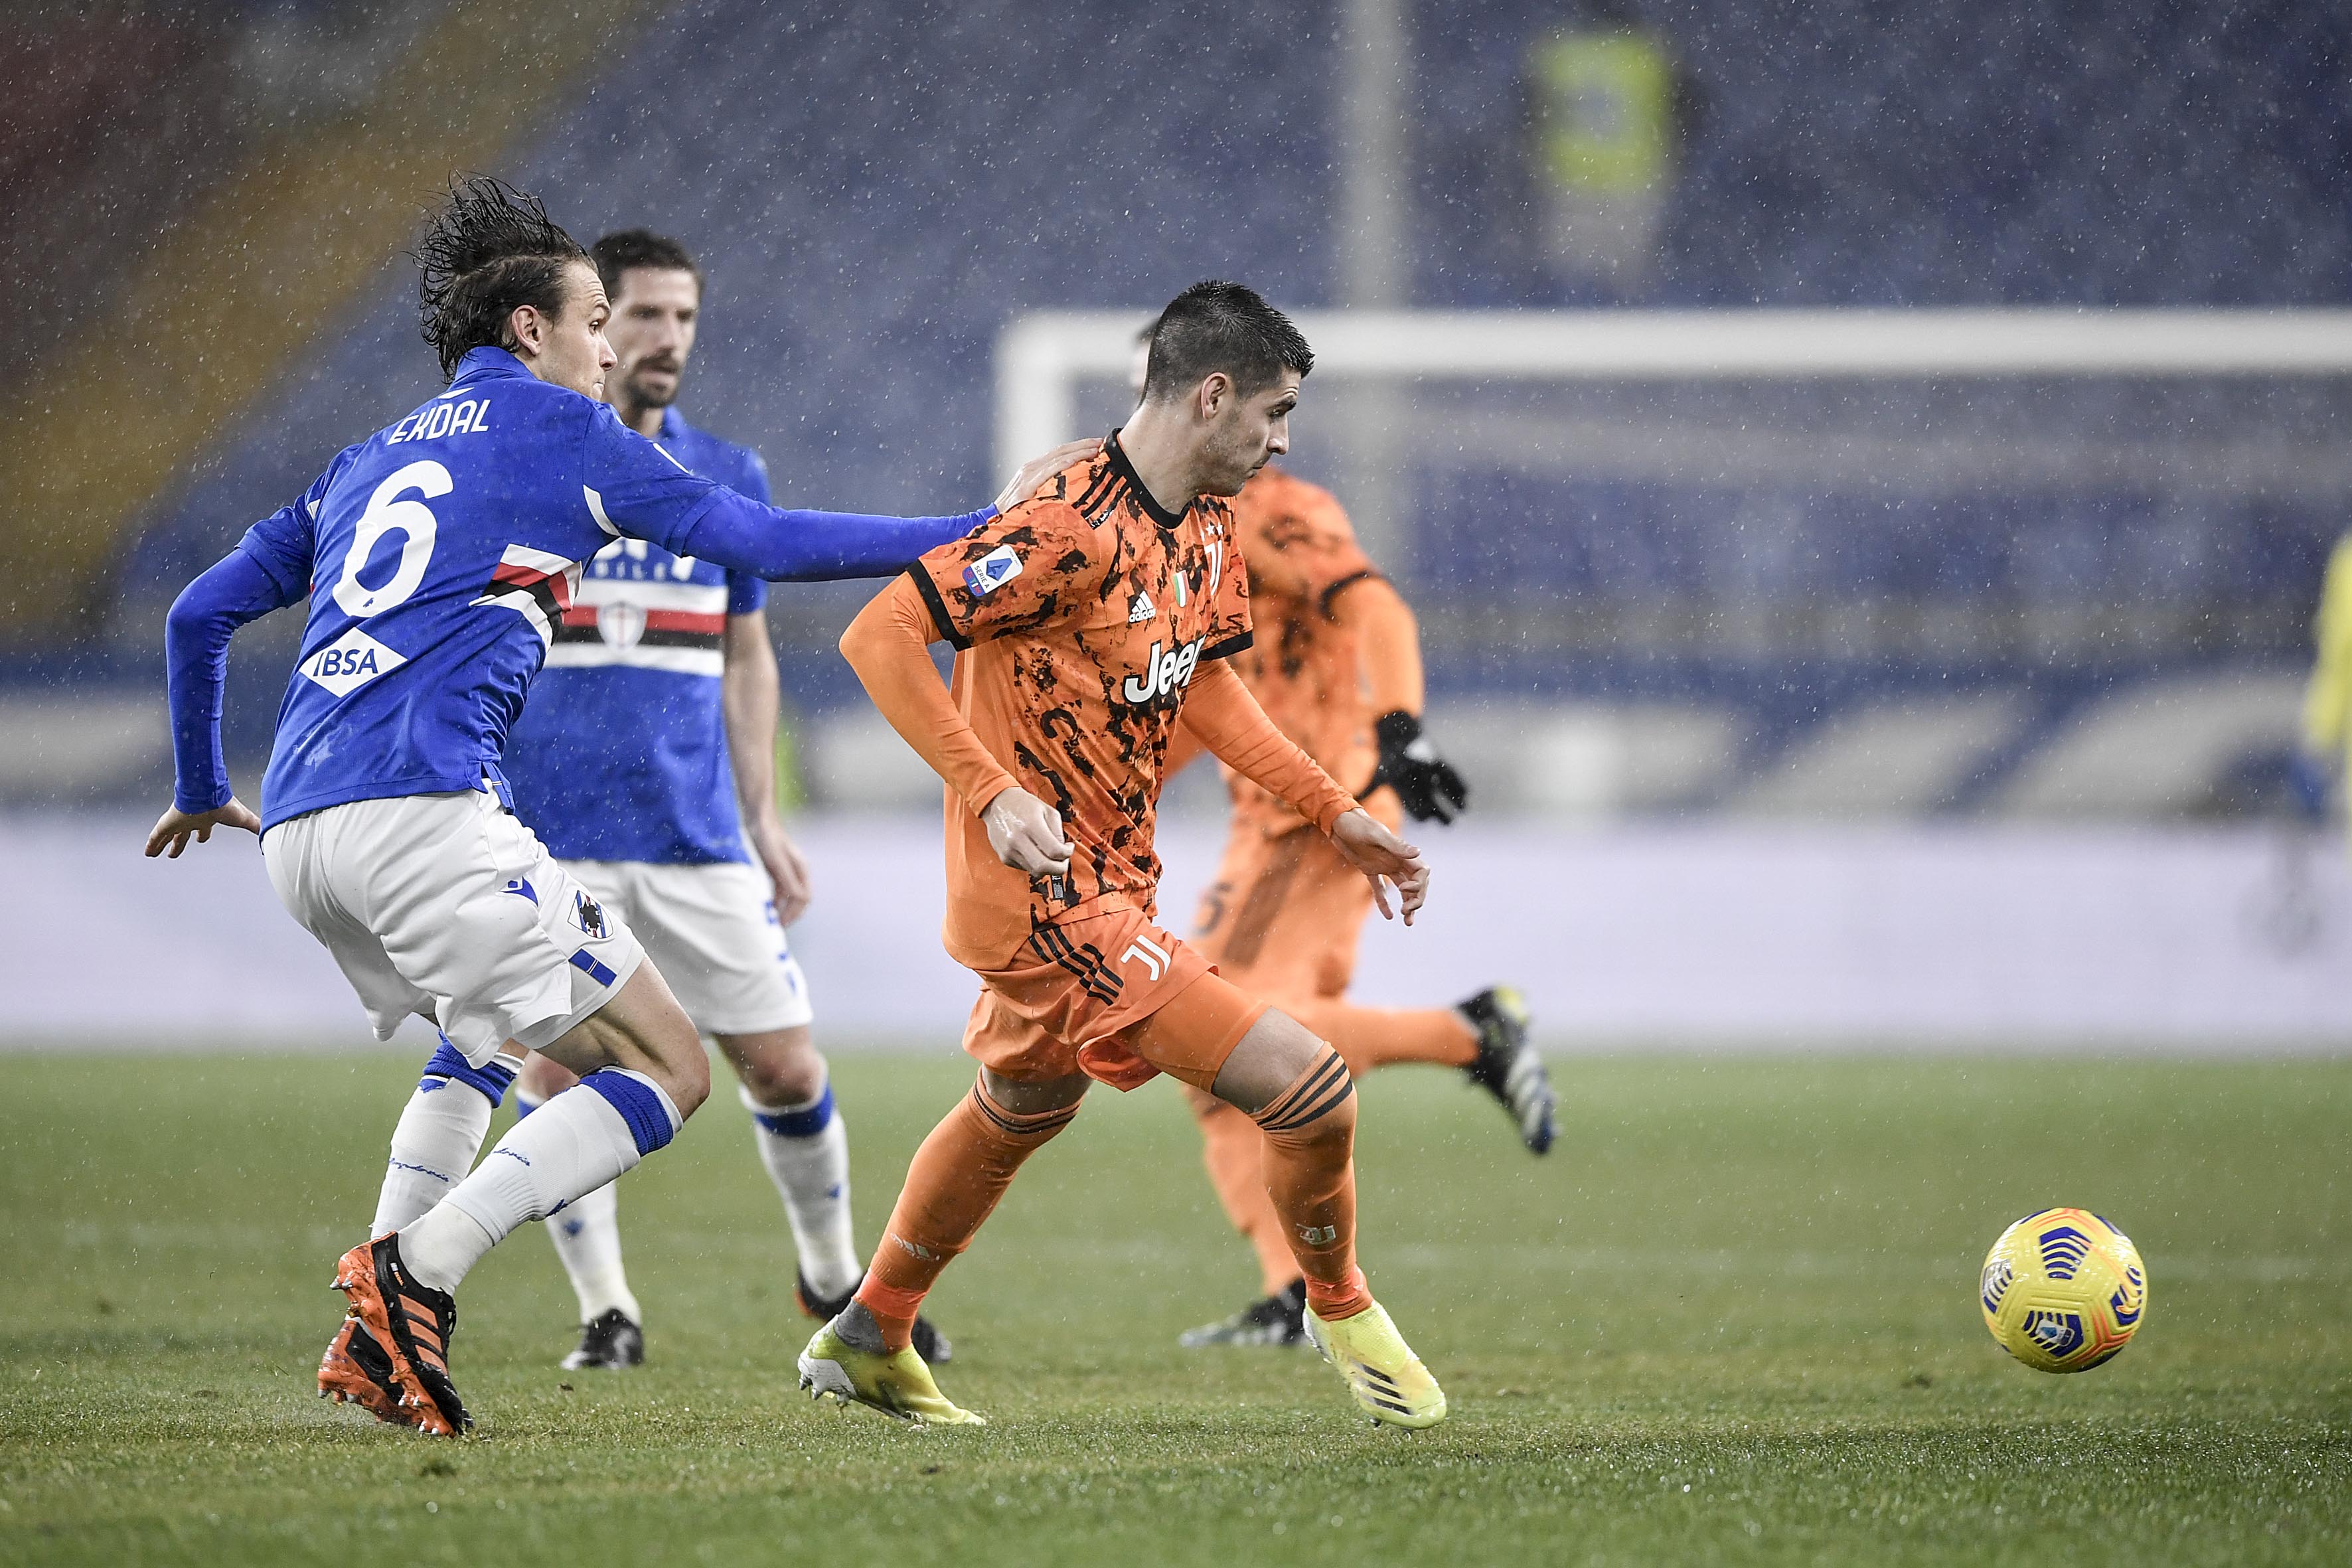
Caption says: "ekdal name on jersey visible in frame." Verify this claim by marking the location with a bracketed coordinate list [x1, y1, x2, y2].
[386, 397, 493, 445]
[1123, 636, 1204, 704]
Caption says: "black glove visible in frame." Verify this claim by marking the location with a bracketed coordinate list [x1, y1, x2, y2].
[1369, 710, 1468, 824]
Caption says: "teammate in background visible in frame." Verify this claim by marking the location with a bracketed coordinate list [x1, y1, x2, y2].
[145, 177, 1085, 1436]
[1125, 329, 1560, 1350]
[798, 281, 1448, 1431]
[408, 228, 942, 1371]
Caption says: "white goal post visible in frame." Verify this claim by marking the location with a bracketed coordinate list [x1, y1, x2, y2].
[994, 307, 2352, 479]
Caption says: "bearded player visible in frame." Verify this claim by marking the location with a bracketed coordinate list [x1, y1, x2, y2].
[147, 177, 1084, 1435]
[796, 280, 1449, 1429]
[467, 229, 941, 1370]
[1124, 329, 1559, 1350]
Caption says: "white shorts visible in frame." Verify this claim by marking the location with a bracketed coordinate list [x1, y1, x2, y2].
[262, 790, 645, 1067]
[559, 858, 813, 1037]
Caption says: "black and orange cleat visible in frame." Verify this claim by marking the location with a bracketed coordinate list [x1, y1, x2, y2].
[795, 1267, 952, 1366]
[317, 1311, 406, 1423]
[329, 1234, 471, 1437]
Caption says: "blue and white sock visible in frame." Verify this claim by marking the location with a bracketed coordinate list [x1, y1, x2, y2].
[743, 1073, 860, 1300]
[516, 1091, 641, 1325]
[399, 1069, 680, 1296]
[370, 1036, 519, 1237]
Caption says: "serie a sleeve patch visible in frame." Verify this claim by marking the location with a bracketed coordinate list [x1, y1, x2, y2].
[962, 544, 1024, 597]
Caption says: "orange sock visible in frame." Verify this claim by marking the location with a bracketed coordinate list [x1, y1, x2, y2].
[1251, 1044, 1371, 1322]
[1188, 1086, 1300, 1297]
[1287, 998, 1476, 1076]
[854, 1077, 1077, 1352]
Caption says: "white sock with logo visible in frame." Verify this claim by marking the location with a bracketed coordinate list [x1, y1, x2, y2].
[370, 1048, 520, 1236]
[543, 1178, 641, 1325]
[514, 1089, 642, 1324]
[742, 1077, 862, 1301]
[399, 1069, 679, 1296]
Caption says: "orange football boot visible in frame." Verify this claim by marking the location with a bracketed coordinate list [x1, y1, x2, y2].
[329, 1234, 471, 1436]
[317, 1312, 406, 1423]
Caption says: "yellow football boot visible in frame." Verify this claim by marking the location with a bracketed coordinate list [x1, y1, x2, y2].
[797, 1322, 986, 1426]
[1306, 1300, 1449, 1429]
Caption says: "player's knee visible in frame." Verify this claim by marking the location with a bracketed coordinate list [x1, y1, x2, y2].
[724, 1026, 823, 1105]
[1279, 1071, 1358, 1149]
[665, 1044, 712, 1117]
[1249, 1041, 1356, 1150]
[1214, 1006, 1339, 1115]
[515, 1048, 575, 1104]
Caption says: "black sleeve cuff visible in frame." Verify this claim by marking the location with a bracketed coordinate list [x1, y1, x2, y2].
[1203, 630, 1255, 663]
[1317, 569, 1383, 619]
[905, 565, 971, 651]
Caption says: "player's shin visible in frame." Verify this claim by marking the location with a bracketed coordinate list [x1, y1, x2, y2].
[397, 1069, 682, 1296]
[372, 1037, 519, 1235]
[1189, 1087, 1300, 1296]
[513, 1091, 643, 1326]
[743, 1076, 862, 1302]
[1251, 1044, 1372, 1322]
[852, 1077, 1077, 1352]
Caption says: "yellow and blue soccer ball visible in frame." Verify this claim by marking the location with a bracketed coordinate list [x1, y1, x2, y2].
[1979, 1208, 2147, 1372]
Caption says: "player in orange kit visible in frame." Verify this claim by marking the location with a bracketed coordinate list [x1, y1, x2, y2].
[796, 281, 1449, 1429]
[1131, 331, 1559, 1349]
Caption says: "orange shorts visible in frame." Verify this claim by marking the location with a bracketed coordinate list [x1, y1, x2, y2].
[1191, 791, 1401, 1004]
[962, 904, 1268, 1092]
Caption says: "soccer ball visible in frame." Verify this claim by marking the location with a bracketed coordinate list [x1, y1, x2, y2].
[1978, 1207, 2147, 1373]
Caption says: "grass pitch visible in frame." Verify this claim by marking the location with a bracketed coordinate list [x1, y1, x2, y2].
[2, 1050, 2347, 1566]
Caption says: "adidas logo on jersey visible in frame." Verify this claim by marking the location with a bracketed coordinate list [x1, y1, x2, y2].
[300, 627, 407, 697]
[1128, 589, 1155, 624]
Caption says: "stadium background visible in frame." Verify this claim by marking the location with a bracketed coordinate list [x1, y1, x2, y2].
[5, 0, 2351, 1047]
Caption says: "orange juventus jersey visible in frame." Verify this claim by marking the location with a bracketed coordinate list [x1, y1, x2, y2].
[907, 434, 1253, 969]
[1222, 466, 1380, 834]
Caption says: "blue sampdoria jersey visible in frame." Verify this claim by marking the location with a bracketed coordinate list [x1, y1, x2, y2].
[504, 409, 771, 866]
[187, 346, 993, 832]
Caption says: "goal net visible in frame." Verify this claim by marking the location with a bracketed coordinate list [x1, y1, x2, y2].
[994, 309, 2352, 820]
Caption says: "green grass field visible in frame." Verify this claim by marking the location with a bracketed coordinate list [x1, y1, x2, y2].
[3, 1050, 2348, 1565]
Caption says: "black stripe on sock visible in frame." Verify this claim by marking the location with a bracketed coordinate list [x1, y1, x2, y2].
[1256, 1054, 1346, 1127]
[968, 1085, 1078, 1140]
[1262, 1076, 1356, 1135]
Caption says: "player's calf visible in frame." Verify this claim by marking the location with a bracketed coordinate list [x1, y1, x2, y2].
[1245, 1037, 1369, 1324]
[322, 966, 705, 1433]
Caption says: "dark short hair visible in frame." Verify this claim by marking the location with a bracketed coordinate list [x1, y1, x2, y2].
[590, 229, 703, 303]
[414, 175, 589, 379]
[1139, 280, 1312, 404]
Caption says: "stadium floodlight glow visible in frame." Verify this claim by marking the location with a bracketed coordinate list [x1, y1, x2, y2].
[995, 307, 2352, 476]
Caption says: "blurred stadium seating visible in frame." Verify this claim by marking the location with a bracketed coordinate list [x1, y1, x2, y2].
[5, 0, 2349, 820]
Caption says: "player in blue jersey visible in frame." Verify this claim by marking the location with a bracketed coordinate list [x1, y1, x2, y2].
[144, 177, 1087, 1436]
[475, 229, 946, 1371]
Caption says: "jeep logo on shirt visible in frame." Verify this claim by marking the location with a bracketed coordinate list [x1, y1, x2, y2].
[1123, 637, 1204, 704]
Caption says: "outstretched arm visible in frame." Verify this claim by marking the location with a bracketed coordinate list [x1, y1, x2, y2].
[1184, 659, 1429, 922]
[589, 415, 1099, 582]
[147, 548, 299, 857]
[838, 576, 1070, 876]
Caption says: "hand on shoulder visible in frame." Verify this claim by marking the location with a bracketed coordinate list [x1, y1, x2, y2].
[994, 437, 1104, 514]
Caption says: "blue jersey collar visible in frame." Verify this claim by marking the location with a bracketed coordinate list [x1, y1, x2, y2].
[450, 345, 536, 388]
